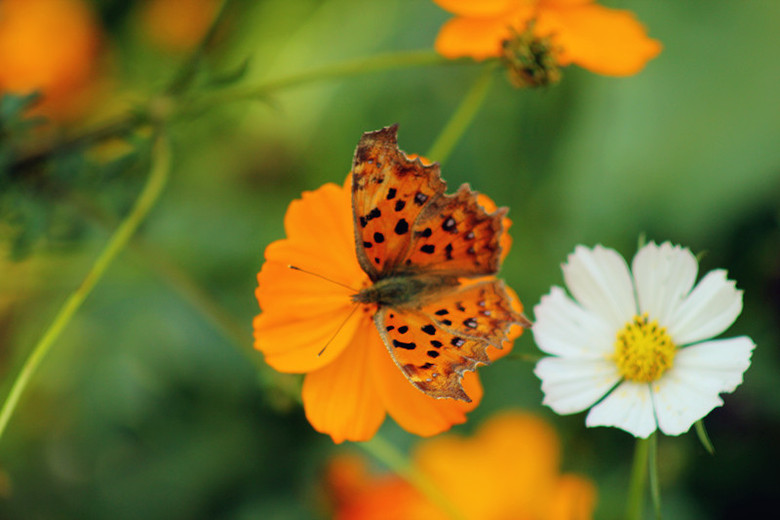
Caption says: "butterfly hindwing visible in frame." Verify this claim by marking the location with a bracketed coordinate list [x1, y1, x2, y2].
[418, 280, 527, 348]
[374, 307, 493, 402]
[351, 125, 446, 279]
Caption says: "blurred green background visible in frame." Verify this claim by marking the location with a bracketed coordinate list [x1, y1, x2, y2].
[1, 0, 778, 518]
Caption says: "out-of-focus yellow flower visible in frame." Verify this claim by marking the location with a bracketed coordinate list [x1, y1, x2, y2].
[325, 411, 597, 520]
[433, 0, 661, 78]
[0, 0, 103, 120]
[140, 0, 220, 52]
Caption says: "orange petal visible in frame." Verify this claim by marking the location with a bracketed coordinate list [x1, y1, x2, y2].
[545, 0, 592, 6]
[370, 333, 482, 437]
[474, 413, 561, 513]
[432, 0, 519, 18]
[253, 304, 364, 373]
[434, 15, 513, 60]
[277, 183, 364, 285]
[413, 412, 562, 517]
[302, 317, 387, 443]
[538, 4, 661, 76]
[254, 180, 372, 372]
[549, 474, 598, 520]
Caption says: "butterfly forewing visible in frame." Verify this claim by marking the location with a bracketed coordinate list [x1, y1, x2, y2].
[351, 125, 445, 279]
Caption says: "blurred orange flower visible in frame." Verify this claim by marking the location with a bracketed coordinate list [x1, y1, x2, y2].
[326, 412, 597, 520]
[253, 176, 522, 443]
[140, 0, 220, 52]
[0, 0, 103, 120]
[433, 0, 662, 77]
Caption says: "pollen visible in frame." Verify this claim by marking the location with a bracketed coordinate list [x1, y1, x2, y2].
[613, 313, 676, 383]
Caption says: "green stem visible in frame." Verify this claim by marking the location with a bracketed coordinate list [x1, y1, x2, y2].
[359, 435, 466, 520]
[184, 50, 449, 112]
[694, 420, 715, 454]
[626, 436, 652, 520]
[425, 62, 497, 164]
[648, 433, 662, 519]
[0, 133, 172, 443]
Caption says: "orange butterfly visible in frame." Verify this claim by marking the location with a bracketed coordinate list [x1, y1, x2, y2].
[350, 125, 530, 401]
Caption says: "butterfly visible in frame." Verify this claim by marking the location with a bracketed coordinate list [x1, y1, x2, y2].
[349, 125, 530, 402]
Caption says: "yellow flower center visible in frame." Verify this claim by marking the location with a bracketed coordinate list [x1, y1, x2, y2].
[613, 314, 676, 383]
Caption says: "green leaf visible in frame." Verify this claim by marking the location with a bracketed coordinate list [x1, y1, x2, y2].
[206, 55, 252, 88]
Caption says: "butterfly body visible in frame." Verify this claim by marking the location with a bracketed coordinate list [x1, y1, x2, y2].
[352, 274, 458, 308]
[350, 125, 528, 402]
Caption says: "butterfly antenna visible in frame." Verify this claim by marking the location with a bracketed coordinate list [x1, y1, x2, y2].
[287, 265, 358, 292]
[318, 303, 361, 357]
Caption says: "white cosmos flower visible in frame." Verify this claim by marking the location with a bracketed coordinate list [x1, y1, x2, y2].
[532, 241, 755, 438]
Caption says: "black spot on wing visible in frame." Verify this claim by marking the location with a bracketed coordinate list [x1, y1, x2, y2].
[421, 324, 436, 335]
[393, 339, 416, 350]
[394, 219, 409, 235]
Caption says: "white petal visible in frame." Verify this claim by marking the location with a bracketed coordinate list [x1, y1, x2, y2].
[667, 270, 743, 345]
[653, 336, 755, 435]
[534, 357, 621, 414]
[532, 286, 615, 358]
[632, 242, 698, 326]
[563, 245, 637, 329]
[586, 382, 657, 438]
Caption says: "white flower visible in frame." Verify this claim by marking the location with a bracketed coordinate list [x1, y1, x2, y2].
[532, 241, 755, 438]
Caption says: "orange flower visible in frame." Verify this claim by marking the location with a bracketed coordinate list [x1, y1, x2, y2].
[140, 0, 220, 52]
[433, 0, 661, 77]
[253, 176, 523, 443]
[0, 0, 103, 120]
[325, 411, 597, 520]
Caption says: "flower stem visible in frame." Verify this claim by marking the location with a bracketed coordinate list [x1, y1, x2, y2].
[648, 433, 662, 519]
[425, 62, 497, 164]
[694, 420, 715, 454]
[360, 435, 466, 520]
[0, 133, 172, 443]
[626, 435, 652, 520]
[185, 50, 449, 112]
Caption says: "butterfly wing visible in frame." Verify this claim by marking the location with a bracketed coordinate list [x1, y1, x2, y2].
[419, 279, 528, 346]
[351, 125, 445, 280]
[401, 184, 506, 277]
[375, 280, 526, 401]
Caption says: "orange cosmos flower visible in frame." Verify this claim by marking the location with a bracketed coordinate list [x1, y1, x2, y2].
[325, 411, 597, 520]
[433, 0, 662, 77]
[0, 0, 103, 120]
[254, 173, 523, 443]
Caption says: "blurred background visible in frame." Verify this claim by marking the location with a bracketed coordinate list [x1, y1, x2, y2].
[1, 0, 778, 518]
